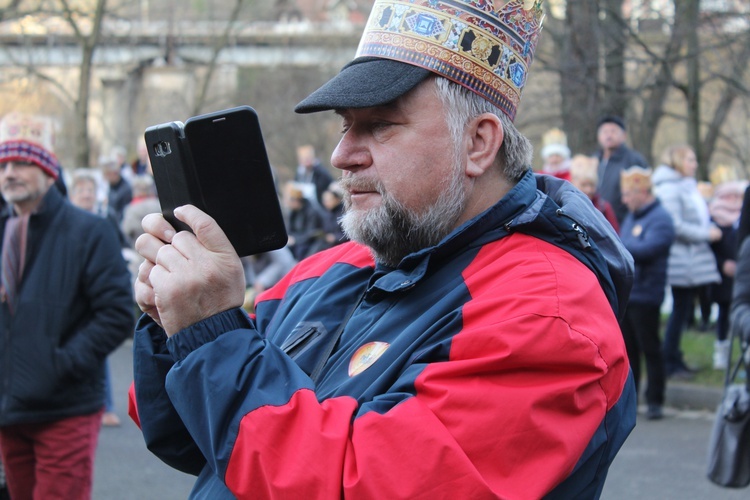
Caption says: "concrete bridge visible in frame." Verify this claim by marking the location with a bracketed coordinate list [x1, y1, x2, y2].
[0, 21, 362, 68]
[0, 21, 365, 165]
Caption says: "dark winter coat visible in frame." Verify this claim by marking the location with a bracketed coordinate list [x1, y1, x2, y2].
[596, 143, 649, 224]
[0, 186, 134, 426]
[619, 199, 675, 306]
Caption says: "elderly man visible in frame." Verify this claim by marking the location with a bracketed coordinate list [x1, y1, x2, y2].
[0, 113, 134, 499]
[595, 115, 649, 224]
[131, 1, 635, 498]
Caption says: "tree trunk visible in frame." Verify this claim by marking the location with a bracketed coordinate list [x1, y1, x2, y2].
[685, 0, 703, 178]
[699, 29, 750, 172]
[192, 0, 248, 115]
[559, 0, 600, 155]
[66, 0, 108, 167]
[631, 1, 690, 166]
[600, 0, 628, 117]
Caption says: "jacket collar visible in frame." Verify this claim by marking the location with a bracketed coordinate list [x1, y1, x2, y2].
[1, 184, 65, 222]
[598, 143, 631, 162]
[370, 172, 536, 293]
[633, 198, 661, 218]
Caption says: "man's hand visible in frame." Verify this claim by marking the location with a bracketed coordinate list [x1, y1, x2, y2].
[135, 205, 246, 336]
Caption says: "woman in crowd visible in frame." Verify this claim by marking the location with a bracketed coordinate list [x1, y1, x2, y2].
[653, 145, 722, 379]
[708, 178, 747, 369]
[569, 154, 620, 233]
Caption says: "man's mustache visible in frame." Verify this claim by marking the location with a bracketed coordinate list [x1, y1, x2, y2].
[2, 180, 25, 190]
[338, 177, 384, 196]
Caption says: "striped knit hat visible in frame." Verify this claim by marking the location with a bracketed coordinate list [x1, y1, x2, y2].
[0, 112, 60, 179]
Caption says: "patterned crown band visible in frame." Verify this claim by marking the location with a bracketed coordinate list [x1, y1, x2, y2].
[356, 0, 545, 120]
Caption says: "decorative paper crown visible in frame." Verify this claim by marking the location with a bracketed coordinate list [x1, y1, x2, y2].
[356, 0, 545, 120]
[0, 112, 59, 178]
[569, 154, 598, 183]
[541, 127, 570, 160]
[620, 166, 653, 191]
[709, 164, 742, 186]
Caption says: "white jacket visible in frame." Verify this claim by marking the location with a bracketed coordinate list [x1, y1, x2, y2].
[652, 165, 720, 287]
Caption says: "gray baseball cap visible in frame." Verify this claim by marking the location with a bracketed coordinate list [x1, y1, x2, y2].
[294, 57, 432, 114]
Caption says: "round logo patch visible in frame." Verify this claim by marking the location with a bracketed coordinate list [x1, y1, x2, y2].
[348, 342, 390, 377]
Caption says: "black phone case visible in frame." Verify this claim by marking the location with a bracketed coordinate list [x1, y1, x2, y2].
[145, 121, 204, 234]
[145, 106, 288, 256]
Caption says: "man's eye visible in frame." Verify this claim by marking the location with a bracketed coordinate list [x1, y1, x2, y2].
[370, 122, 394, 134]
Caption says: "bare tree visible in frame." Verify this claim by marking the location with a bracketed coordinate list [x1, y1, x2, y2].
[61, 0, 108, 167]
[0, 0, 108, 166]
[555, 0, 600, 155]
[535, 1, 750, 177]
[191, 0, 249, 115]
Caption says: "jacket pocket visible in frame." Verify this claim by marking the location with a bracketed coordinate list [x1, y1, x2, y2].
[281, 321, 326, 360]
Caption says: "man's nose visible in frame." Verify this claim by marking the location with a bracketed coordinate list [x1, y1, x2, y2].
[331, 132, 371, 172]
[0, 162, 18, 174]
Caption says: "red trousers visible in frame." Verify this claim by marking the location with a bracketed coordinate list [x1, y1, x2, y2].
[0, 410, 103, 500]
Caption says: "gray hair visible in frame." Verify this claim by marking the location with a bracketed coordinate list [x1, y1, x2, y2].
[70, 168, 99, 189]
[131, 174, 156, 198]
[434, 77, 533, 182]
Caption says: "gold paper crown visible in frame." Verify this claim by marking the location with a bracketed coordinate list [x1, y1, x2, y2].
[709, 164, 741, 186]
[356, 0, 545, 120]
[541, 127, 570, 159]
[542, 128, 567, 148]
[569, 154, 598, 183]
[621, 166, 653, 191]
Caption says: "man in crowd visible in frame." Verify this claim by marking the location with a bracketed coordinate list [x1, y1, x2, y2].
[0, 112, 134, 499]
[131, 1, 636, 498]
[101, 154, 132, 223]
[595, 115, 649, 224]
[294, 143, 333, 205]
[619, 166, 675, 420]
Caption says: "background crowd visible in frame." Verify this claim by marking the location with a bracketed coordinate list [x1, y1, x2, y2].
[539, 114, 749, 421]
[0, 106, 748, 497]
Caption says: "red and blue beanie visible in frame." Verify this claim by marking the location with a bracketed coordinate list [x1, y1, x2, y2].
[0, 139, 60, 179]
[0, 113, 60, 179]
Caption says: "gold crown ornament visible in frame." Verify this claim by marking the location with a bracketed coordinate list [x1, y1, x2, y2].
[541, 127, 570, 160]
[569, 155, 598, 183]
[620, 166, 653, 192]
[709, 164, 742, 186]
[356, 0, 545, 121]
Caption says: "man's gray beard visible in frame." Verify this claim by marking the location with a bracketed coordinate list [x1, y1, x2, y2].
[339, 165, 467, 267]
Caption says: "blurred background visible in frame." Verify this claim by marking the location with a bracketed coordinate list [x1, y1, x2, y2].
[0, 0, 748, 183]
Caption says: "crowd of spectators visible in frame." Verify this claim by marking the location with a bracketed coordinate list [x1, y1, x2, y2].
[0, 105, 747, 497]
[538, 117, 750, 420]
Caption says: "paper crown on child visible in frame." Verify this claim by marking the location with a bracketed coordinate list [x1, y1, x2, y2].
[569, 155, 598, 183]
[541, 128, 571, 160]
[295, 0, 545, 121]
[620, 166, 653, 191]
[0, 112, 60, 179]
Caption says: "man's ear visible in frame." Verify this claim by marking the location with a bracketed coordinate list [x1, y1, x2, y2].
[465, 113, 504, 178]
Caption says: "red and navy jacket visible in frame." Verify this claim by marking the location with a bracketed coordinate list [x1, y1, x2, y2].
[132, 171, 636, 499]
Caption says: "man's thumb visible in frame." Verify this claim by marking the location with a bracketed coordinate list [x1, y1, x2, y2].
[173, 205, 234, 254]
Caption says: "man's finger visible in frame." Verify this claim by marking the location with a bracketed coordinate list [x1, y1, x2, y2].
[135, 233, 168, 264]
[137, 259, 154, 287]
[173, 205, 234, 254]
[154, 244, 185, 273]
[141, 212, 176, 244]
